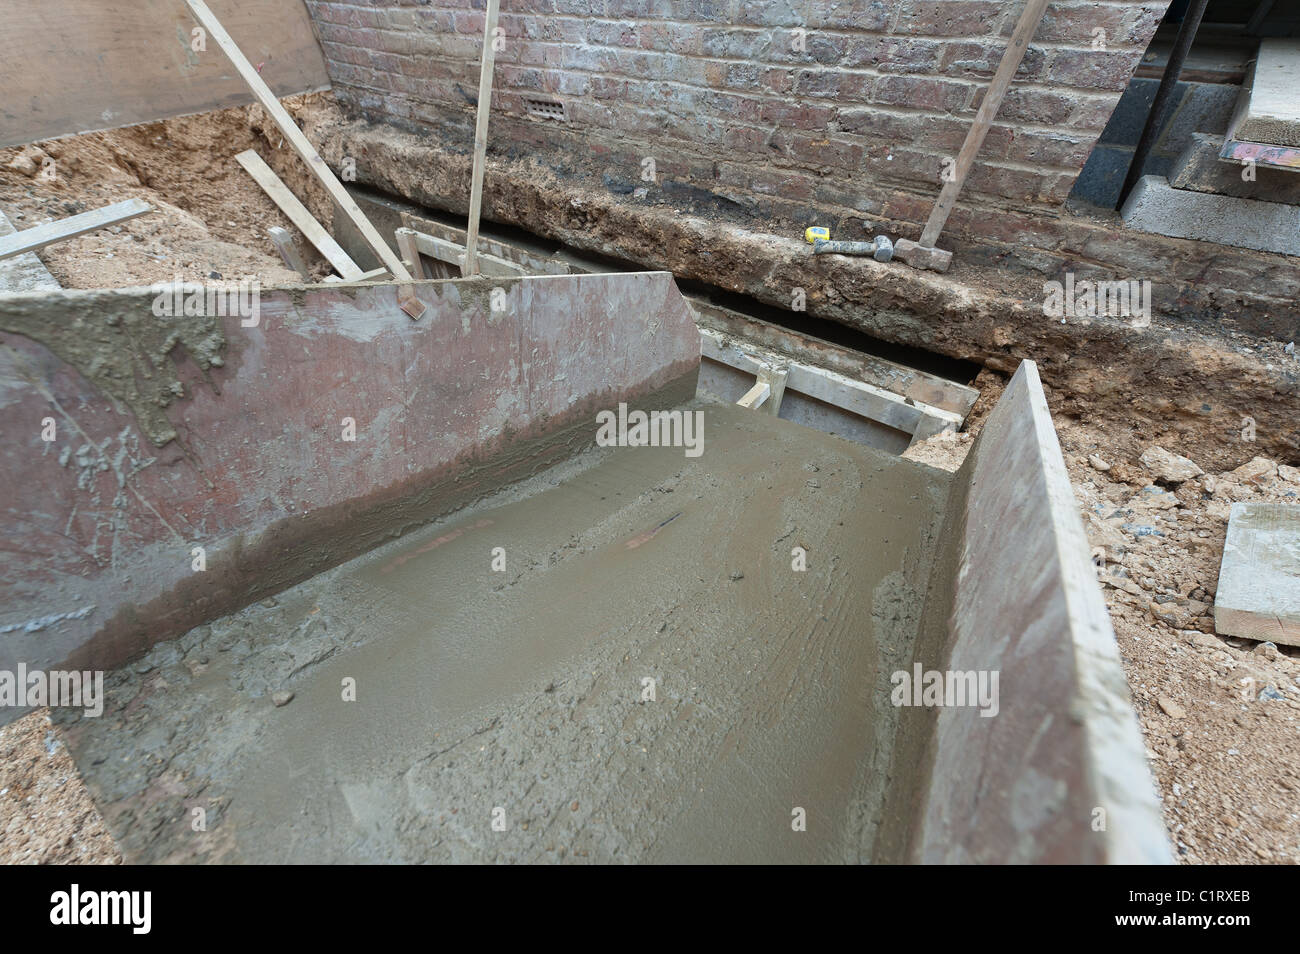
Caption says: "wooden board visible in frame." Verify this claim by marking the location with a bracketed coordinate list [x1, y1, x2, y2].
[0, 0, 330, 148]
[1215, 502, 1300, 647]
[690, 299, 977, 417]
[699, 327, 960, 441]
[235, 150, 361, 280]
[410, 230, 527, 278]
[0, 199, 151, 262]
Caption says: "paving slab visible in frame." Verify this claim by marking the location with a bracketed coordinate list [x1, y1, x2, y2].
[1215, 502, 1300, 647]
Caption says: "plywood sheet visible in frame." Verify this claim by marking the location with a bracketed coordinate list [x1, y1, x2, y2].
[0, 0, 330, 148]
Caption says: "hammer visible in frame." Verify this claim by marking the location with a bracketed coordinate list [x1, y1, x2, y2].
[884, 0, 1050, 274]
[812, 236, 894, 262]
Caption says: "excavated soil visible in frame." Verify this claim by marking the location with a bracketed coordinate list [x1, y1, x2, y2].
[0, 93, 339, 289]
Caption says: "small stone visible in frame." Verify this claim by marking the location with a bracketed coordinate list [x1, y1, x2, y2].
[1253, 641, 1280, 660]
[1258, 686, 1285, 702]
[1088, 454, 1111, 472]
[1139, 446, 1203, 484]
[729, 570, 744, 581]
[1279, 464, 1300, 484]
[1157, 695, 1186, 719]
[1137, 486, 1179, 509]
[271, 690, 294, 707]
[570, 801, 579, 812]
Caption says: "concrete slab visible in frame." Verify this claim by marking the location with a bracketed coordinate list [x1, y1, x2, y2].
[0, 272, 699, 698]
[1237, 40, 1300, 148]
[1121, 174, 1300, 257]
[51, 360, 1167, 864]
[56, 403, 952, 863]
[1214, 502, 1300, 647]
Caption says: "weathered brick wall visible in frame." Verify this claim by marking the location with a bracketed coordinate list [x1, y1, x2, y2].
[305, 0, 1168, 237]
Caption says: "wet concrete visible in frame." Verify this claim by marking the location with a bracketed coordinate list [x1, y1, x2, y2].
[56, 401, 951, 863]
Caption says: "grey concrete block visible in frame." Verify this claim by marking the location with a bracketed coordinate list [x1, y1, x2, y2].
[1156, 82, 1238, 153]
[1215, 502, 1300, 647]
[1170, 133, 1300, 204]
[1120, 175, 1300, 256]
[1098, 78, 1159, 147]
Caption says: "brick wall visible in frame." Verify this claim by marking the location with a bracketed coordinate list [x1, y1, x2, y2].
[304, 0, 1168, 238]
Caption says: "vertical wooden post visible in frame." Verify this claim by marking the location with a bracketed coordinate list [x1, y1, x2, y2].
[462, 0, 501, 277]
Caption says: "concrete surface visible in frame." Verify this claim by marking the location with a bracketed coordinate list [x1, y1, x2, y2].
[1237, 40, 1300, 149]
[1170, 133, 1300, 205]
[1121, 175, 1300, 257]
[1214, 502, 1300, 648]
[56, 402, 951, 863]
[47, 358, 1167, 864]
[0, 272, 699, 700]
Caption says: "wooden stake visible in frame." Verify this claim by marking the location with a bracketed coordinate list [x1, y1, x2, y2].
[267, 226, 310, 280]
[462, 0, 501, 278]
[184, 0, 412, 281]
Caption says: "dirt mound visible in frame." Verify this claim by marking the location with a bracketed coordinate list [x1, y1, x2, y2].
[0, 92, 345, 288]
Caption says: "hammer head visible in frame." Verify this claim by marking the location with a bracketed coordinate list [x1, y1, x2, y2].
[892, 238, 952, 273]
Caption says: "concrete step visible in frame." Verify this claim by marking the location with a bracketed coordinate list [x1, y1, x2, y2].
[1121, 175, 1300, 256]
[1170, 133, 1300, 205]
